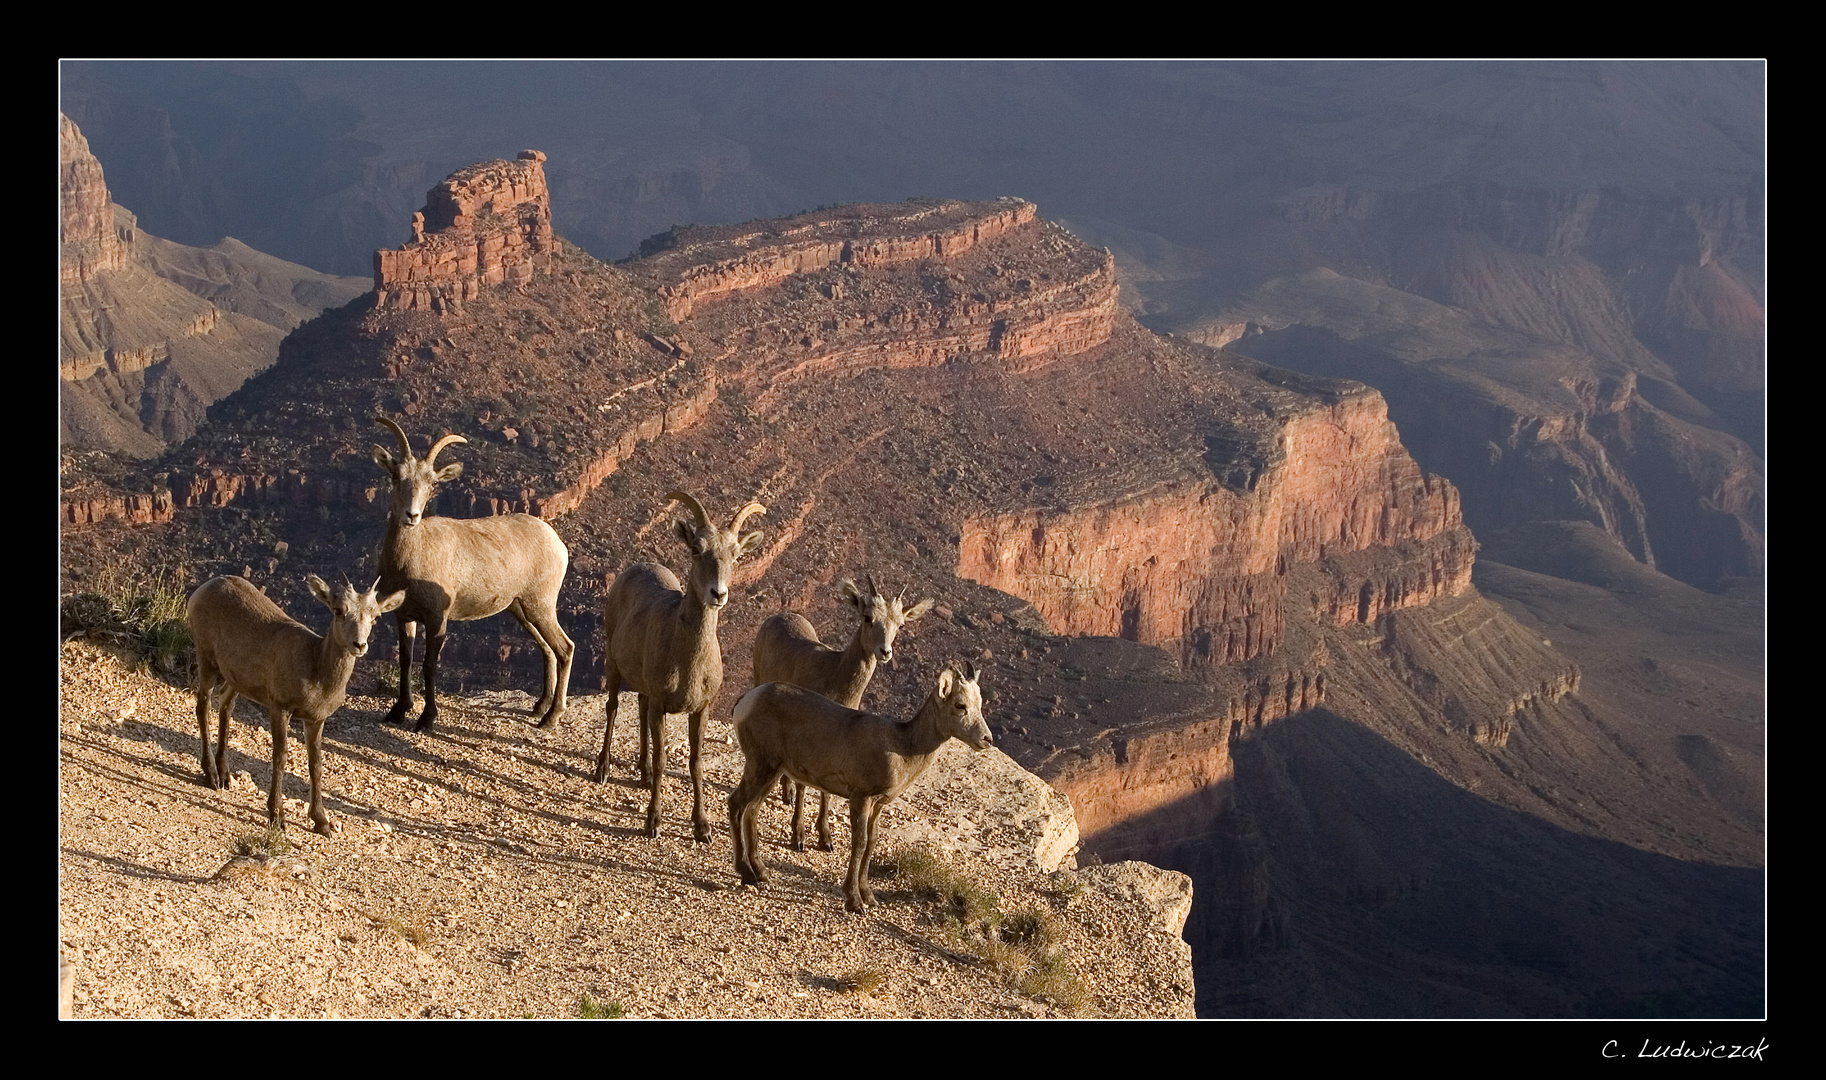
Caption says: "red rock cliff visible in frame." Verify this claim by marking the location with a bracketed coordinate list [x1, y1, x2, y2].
[958, 388, 1473, 667]
[373, 151, 557, 312]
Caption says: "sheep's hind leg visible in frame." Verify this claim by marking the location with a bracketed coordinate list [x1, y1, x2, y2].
[729, 766, 778, 885]
[214, 688, 238, 790]
[267, 708, 291, 832]
[534, 611, 574, 728]
[816, 791, 834, 853]
[858, 797, 887, 906]
[592, 665, 622, 783]
[194, 661, 221, 788]
[844, 798, 873, 913]
[789, 783, 808, 851]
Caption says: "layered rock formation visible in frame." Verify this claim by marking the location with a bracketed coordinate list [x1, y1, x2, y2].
[373, 151, 557, 312]
[958, 388, 1473, 668]
[58, 114, 367, 462]
[61, 153, 1753, 1018]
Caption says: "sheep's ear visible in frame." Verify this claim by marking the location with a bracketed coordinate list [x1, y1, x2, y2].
[738, 530, 766, 557]
[936, 667, 957, 697]
[435, 461, 463, 482]
[674, 518, 702, 552]
[306, 574, 334, 608]
[377, 589, 407, 614]
[841, 578, 861, 605]
[372, 445, 399, 476]
[905, 598, 936, 621]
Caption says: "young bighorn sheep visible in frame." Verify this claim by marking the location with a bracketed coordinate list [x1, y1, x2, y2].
[598, 491, 766, 842]
[187, 574, 405, 835]
[752, 575, 936, 851]
[729, 661, 993, 913]
[371, 417, 574, 732]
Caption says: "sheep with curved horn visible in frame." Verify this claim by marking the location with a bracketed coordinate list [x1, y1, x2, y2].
[597, 491, 766, 842]
[372, 417, 574, 732]
[752, 574, 935, 850]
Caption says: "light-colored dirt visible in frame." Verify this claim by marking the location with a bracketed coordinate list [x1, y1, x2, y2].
[58, 639, 1192, 1019]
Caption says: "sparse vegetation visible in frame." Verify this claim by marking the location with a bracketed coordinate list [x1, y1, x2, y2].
[836, 968, 885, 994]
[349, 902, 430, 948]
[232, 824, 294, 862]
[576, 993, 624, 1018]
[61, 564, 194, 677]
[885, 845, 1090, 1013]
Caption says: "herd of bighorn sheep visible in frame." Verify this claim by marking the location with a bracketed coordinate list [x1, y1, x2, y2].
[182, 420, 994, 909]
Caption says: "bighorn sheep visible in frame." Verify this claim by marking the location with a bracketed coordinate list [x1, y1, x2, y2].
[371, 417, 574, 732]
[729, 661, 992, 913]
[598, 491, 766, 842]
[187, 574, 405, 835]
[752, 575, 935, 851]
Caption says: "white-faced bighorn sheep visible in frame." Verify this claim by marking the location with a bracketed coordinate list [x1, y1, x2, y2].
[752, 575, 935, 851]
[372, 417, 574, 732]
[598, 491, 766, 841]
[729, 661, 992, 913]
[188, 574, 405, 835]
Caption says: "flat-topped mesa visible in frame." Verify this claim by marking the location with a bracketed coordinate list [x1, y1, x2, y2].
[373, 150, 557, 313]
[643, 198, 1039, 322]
[959, 387, 1474, 669]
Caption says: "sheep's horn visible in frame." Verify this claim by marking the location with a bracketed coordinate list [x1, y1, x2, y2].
[866, 573, 880, 599]
[369, 576, 382, 595]
[376, 416, 412, 456]
[730, 501, 768, 533]
[666, 491, 712, 532]
[426, 433, 468, 467]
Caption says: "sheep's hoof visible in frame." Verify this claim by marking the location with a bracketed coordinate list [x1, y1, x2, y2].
[789, 837, 806, 853]
[312, 816, 335, 837]
[845, 896, 867, 914]
[643, 818, 660, 840]
[412, 711, 437, 733]
[817, 838, 835, 853]
[693, 824, 712, 844]
[383, 702, 412, 726]
[590, 764, 609, 784]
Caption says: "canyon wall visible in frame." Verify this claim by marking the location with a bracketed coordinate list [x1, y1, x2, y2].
[373, 151, 558, 313]
[958, 389, 1474, 668]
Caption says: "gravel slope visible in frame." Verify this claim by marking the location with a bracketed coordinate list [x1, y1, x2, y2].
[58, 640, 1193, 1019]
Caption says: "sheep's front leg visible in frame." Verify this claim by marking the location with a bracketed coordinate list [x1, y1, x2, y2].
[688, 708, 711, 843]
[267, 707, 291, 831]
[384, 618, 418, 727]
[415, 628, 446, 733]
[304, 717, 334, 836]
[642, 698, 665, 839]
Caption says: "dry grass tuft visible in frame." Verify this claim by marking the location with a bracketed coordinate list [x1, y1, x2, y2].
[884, 845, 1090, 1013]
[836, 968, 885, 994]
